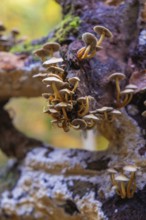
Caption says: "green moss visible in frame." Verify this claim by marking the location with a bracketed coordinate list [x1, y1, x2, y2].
[10, 14, 81, 53]
[52, 14, 81, 42]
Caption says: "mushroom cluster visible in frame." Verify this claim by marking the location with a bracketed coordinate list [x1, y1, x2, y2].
[0, 22, 23, 51]
[108, 165, 138, 199]
[34, 42, 99, 132]
[77, 25, 113, 60]
[108, 72, 137, 108]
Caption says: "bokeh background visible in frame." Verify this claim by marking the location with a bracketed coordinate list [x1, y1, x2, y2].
[0, 0, 108, 164]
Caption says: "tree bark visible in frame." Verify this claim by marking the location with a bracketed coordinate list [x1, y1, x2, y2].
[0, 0, 146, 219]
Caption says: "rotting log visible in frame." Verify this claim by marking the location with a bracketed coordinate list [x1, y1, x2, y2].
[0, 0, 146, 219]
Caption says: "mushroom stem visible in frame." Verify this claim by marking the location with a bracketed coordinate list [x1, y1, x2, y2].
[77, 47, 86, 59]
[52, 83, 62, 100]
[87, 49, 97, 59]
[97, 32, 105, 46]
[127, 172, 136, 198]
[115, 78, 121, 106]
[72, 81, 79, 92]
[120, 182, 126, 199]
[62, 107, 68, 120]
[121, 93, 133, 108]
[81, 45, 91, 59]
[78, 96, 89, 117]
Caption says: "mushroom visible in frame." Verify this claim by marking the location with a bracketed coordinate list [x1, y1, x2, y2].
[71, 119, 87, 130]
[33, 48, 49, 61]
[33, 73, 48, 80]
[142, 111, 146, 117]
[115, 174, 129, 199]
[42, 76, 64, 100]
[120, 89, 135, 108]
[43, 57, 63, 68]
[59, 88, 74, 102]
[93, 25, 113, 46]
[108, 72, 125, 106]
[77, 32, 98, 60]
[0, 22, 6, 33]
[55, 102, 71, 120]
[77, 96, 92, 117]
[68, 77, 80, 92]
[47, 66, 64, 79]
[108, 109, 122, 122]
[107, 168, 118, 186]
[123, 165, 138, 198]
[43, 42, 61, 57]
[96, 106, 113, 121]
[83, 114, 99, 128]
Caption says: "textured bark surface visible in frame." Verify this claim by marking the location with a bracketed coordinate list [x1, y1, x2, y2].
[0, 0, 146, 219]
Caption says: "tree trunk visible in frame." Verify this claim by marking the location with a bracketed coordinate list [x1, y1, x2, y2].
[0, 0, 146, 219]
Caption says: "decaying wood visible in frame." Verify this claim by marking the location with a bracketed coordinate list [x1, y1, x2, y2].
[0, 0, 146, 219]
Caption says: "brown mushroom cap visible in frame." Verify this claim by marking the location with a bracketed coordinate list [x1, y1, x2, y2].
[108, 72, 126, 81]
[33, 48, 49, 59]
[71, 119, 87, 130]
[125, 84, 137, 90]
[47, 66, 64, 75]
[115, 174, 129, 182]
[111, 109, 122, 116]
[43, 57, 63, 67]
[144, 100, 146, 106]
[42, 76, 64, 87]
[83, 114, 99, 121]
[68, 77, 80, 85]
[43, 42, 60, 52]
[60, 88, 74, 96]
[96, 106, 113, 113]
[33, 73, 48, 79]
[47, 73, 62, 80]
[123, 165, 138, 172]
[55, 102, 72, 110]
[107, 168, 118, 174]
[93, 25, 113, 38]
[120, 89, 134, 95]
[82, 32, 97, 50]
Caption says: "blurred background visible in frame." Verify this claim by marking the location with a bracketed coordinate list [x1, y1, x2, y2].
[0, 0, 108, 165]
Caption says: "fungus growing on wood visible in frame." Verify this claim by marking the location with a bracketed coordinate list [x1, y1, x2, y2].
[33, 48, 49, 61]
[123, 165, 138, 198]
[43, 57, 63, 68]
[115, 174, 129, 199]
[77, 32, 97, 60]
[93, 25, 113, 46]
[71, 119, 87, 130]
[43, 42, 61, 57]
[108, 72, 125, 107]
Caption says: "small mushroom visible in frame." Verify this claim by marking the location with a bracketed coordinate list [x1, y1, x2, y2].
[33, 73, 48, 80]
[107, 168, 118, 186]
[33, 48, 49, 61]
[71, 119, 87, 130]
[77, 32, 97, 60]
[68, 77, 80, 92]
[142, 111, 146, 117]
[83, 114, 99, 128]
[96, 106, 113, 120]
[43, 42, 61, 57]
[60, 88, 74, 102]
[55, 102, 71, 120]
[0, 22, 6, 33]
[43, 76, 64, 100]
[108, 72, 126, 106]
[43, 57, 63, 68]
[115, 174, 129, 199]
[123, 165, 138, 198]
[77, 96, 91, 117]
[93, 25, 113, 46]
[120, 89, 135, 108]
[47, 66, 64, 79]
